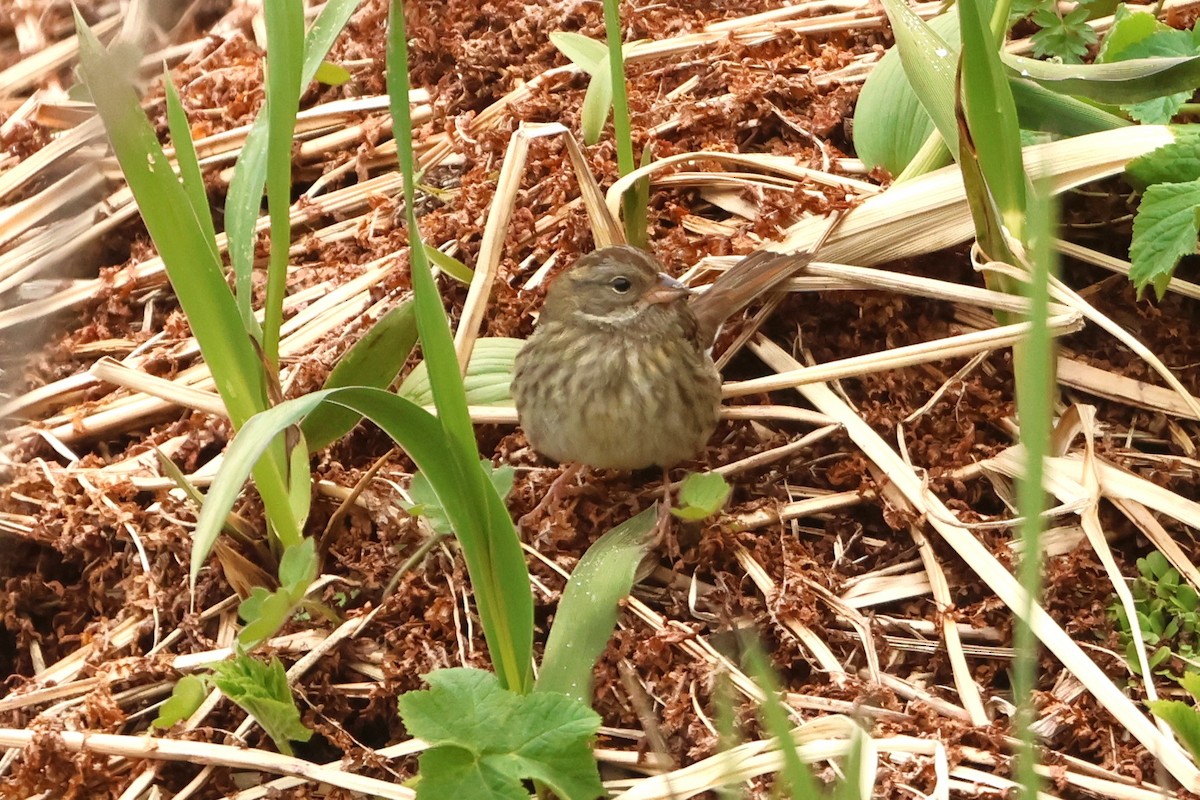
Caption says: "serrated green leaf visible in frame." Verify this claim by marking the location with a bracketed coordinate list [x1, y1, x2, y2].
[153, 674, 208, 729]
[1130, 178, 1200, 299]
[1150, 699, 1200, 760]
[1112, 27, 1198, 123]
[671, 471, 732, 521]
[1099, 5, 1165, 62]
[397, 668, 604, 800]
[211, 655, 312, 756]
[1127, 129, 1200, 188]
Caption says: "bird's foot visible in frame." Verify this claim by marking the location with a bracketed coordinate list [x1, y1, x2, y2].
[518, 462, 583, 532]
[649, 467, 675, 549]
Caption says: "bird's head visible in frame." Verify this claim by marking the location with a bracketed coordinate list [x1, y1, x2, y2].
[541, 245, 691, 328]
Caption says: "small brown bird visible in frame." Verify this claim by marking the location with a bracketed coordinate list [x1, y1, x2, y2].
[512, 222, 838, 472]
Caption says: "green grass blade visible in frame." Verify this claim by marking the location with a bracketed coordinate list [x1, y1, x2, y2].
[1010, 78, 1131, 135]
[1011, 183, 1057, 800]
[260, 0, 305, 371]
[226, 0, 364, 336]
[1005, 53, 1200, 104]
[75, 13, 299, 550]
[855, 12, 958, 175]
[744, 643, 820, 797]
[75, 16, 266, 429]
[536, 507, 655, 702]
[191, 389, 531, 690]
[601, 0, 634, 179]
[550, 31, 607, 71]
[424, 243, 474, 284]
[388, 1, 533, 693]
[581, 56, 613, 146]
[163, 76, 218, 258]
[958, 0, 1025, 236]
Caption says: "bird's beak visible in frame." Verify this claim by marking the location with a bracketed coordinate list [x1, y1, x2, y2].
[641, 272, 691, 305]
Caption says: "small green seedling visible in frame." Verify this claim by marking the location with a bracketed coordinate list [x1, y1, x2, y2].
[1110, 550, 1200, 677]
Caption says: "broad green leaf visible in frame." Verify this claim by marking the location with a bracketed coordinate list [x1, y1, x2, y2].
[855, 10, 1130, 177]
[1177, 584, 1199, 612]
[581, 55, 613, 145]
[550, 32, 608, 72]
[1130, 178, 1200, 298]
[874, 3, 960, 164]
[1004, 52, 1200, 106]
[671, 471, 732, 521]
[1181, 671, 1200, 702]
[278, 538, 318, 597]
[537, 507, 655, 702]
[853, 12, 956, 174]
[1150, 700, 1200, 760]
[398, 668, 604, 800]
[211, 655, 312, 756]
[399, 337, 521, 407]
[301, 299, 419, 452]
[153, 674, 208, 729]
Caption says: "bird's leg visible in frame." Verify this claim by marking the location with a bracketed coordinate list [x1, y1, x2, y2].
[519, 462, 583, 531]
[651, 466, 674, 547]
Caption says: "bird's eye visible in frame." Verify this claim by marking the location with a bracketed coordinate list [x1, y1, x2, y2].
[610, 276, 633, 293]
